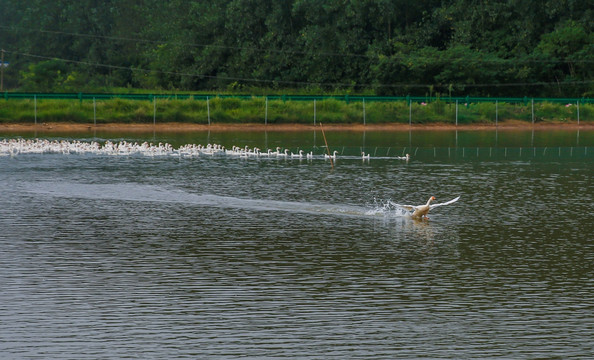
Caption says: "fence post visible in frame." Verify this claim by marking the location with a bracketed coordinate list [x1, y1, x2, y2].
[363, 98, 366, 126]
[455, 99, 458, 126]
[313, 99, 316, 126]
[495, 100, 498, 127]
[577, 100, 580, 125]
[265, 96, 268, 126]
[408, 99, 412, 126]
[531, 98, 534, 124]
[207, 96, 210, 125]
[153, 96, 156, 126]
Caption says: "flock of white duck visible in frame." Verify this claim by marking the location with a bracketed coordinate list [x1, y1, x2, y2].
[0, 138, 411, 161]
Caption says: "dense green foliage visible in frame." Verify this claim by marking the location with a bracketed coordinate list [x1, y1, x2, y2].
[1, 0, 592, 97]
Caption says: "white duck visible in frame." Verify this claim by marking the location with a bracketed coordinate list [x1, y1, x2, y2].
[277, 149, 289, 157]
[395, 196, 460, 219]
[291, 150, 304, 158]
[325, 150, 338, 160]
[362, 152, 370, 160]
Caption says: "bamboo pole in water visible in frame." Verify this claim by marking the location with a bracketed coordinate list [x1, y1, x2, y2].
[319, 123, 334, 169]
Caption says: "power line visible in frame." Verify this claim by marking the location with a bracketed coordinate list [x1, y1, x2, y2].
[4, 49, 360, 88]
[6, 49, 594, 89]
[2, 25, 593, 64]
[0, 25, 372, 60]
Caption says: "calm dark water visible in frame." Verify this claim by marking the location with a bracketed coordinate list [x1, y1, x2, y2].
[1, 130, 593, 359]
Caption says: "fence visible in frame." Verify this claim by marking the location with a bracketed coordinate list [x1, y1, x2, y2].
[1, 92, 592, 125]
[306, 145, 592, 160]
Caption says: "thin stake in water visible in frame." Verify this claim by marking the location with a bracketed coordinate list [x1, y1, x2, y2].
[319, 122, 334, 169]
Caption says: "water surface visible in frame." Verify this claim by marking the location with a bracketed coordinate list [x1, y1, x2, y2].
[1, 130, 592, 359]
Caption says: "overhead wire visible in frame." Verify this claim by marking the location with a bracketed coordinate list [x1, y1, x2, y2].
[1, 25, 593, 64]
[1, 49, 414, 88]
[1, 25, 592, 89]
[5, 49, 593, 89]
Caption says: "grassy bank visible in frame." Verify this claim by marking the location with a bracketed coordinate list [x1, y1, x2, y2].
[0, 97, 590, 125]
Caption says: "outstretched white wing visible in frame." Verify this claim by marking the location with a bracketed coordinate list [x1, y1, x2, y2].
[387, 200, 417, 211]
[429, 196, 460, 209]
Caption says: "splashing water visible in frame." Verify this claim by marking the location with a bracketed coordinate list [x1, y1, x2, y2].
[366, 197, 411, 217]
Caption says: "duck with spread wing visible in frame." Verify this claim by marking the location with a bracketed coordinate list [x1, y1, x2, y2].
[394, 196, 460, 219]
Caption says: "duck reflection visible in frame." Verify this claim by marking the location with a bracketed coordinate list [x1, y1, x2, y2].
[375, 214, 461, 255]
[405, 217, 436, 241]
[376, 215, 436, 242]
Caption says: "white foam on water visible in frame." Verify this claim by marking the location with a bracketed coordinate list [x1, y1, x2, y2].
[20, 181, 409, 219]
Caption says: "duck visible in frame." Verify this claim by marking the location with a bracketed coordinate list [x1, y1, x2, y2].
[277, 148, 289, 157]
[325, 150, 338, 160]
[248, 147, 260, 157]
[395, 196, 460, 220]
[306, 151, 313, 160]
[291, 149, 304, 158]
[397, 154, 410, 161]
[362, 152, 370, 160]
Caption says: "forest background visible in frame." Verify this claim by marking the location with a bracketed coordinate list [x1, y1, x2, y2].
[0, 0, 592, 98]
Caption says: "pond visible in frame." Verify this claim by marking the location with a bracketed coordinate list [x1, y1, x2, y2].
[1, 129, 592, 358]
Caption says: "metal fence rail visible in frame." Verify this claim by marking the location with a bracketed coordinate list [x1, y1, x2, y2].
[2, 92, 593, 104]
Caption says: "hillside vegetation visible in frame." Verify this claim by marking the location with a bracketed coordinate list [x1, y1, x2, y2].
[0, 0, 592, 97]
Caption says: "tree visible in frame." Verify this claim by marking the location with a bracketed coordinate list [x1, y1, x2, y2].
[0, 0, 591, 95]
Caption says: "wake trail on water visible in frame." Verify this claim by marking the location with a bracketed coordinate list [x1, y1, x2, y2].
[20, 181, 410, 219]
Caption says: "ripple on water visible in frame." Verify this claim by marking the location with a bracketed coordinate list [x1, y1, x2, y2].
[0, 149, 592, 359]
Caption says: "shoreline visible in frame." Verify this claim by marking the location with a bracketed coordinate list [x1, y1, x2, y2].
[0, 121, 591, 133]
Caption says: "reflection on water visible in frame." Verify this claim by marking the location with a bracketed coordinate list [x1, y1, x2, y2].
[2, 129, 592, 163]
[0, 130, 593, 359]
[2, 128, 593, 149]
